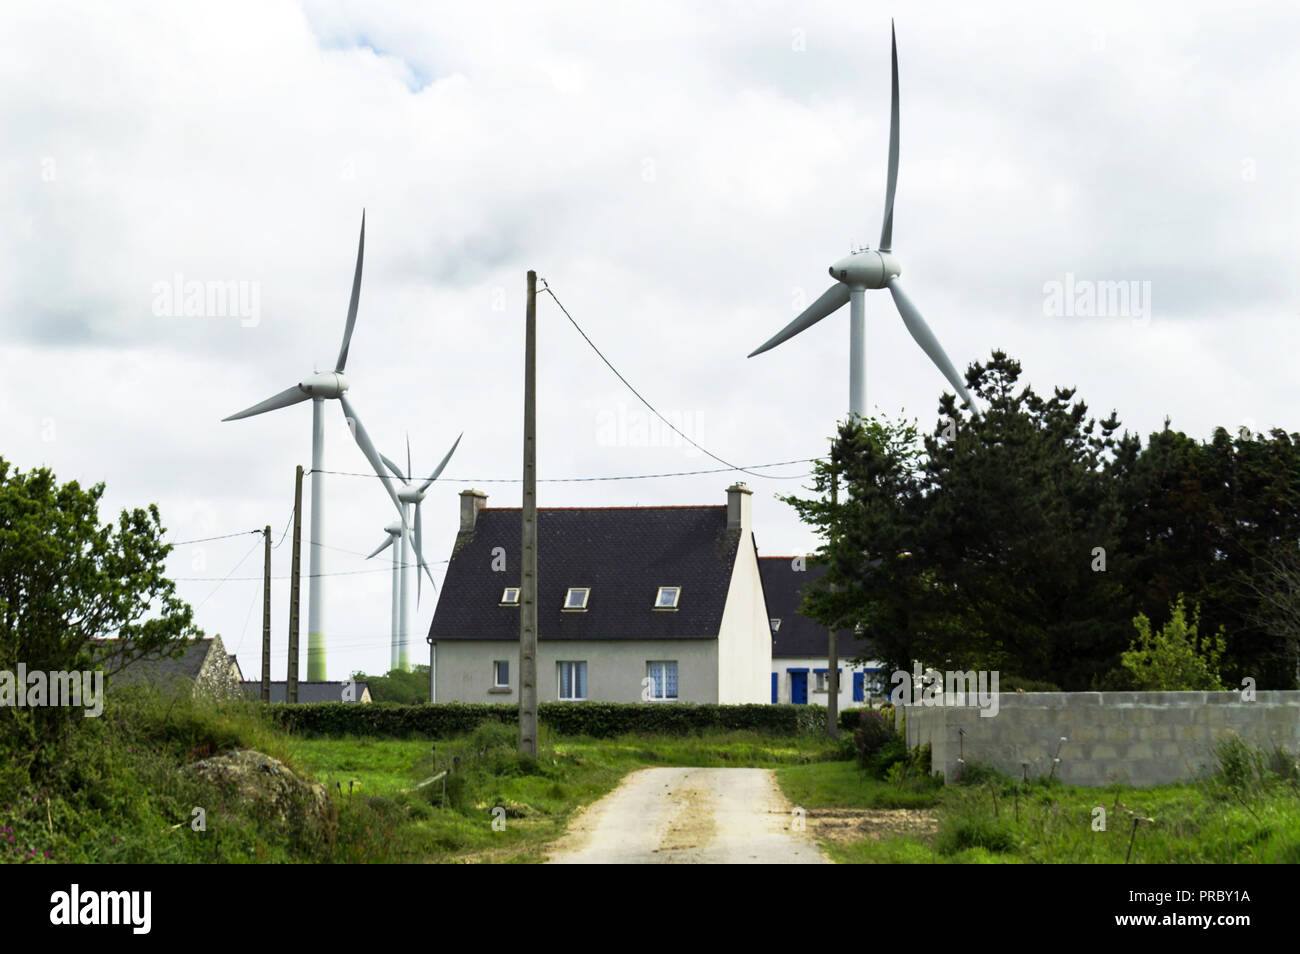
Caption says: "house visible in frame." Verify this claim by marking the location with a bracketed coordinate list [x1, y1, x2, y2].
[240, 680, 372, 703]
[427, 483, 771, 703]
[759, 556, 885, 708]
[99, 634, 244, 699]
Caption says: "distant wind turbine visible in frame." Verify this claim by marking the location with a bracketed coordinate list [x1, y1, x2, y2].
[223, 211, 405, 682]
[365, 520, 404, 672]
[747, 22, 978, 420]
[371, 432, 462, 672]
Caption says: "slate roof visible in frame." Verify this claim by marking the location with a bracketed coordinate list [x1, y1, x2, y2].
[428, 506, 745, 641]
[97, 637, 219, 688]
[240, 681, 371, 703]
[759, 557, 874, 660]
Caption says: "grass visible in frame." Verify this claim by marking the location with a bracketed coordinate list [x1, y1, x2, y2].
[771, 737, 1300, 864]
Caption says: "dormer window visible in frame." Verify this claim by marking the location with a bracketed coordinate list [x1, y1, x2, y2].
[770, 618, 782, 632]
[501, 587, 520, 605]
[564, 587, 590, 611]
[654, 586, 680, 610]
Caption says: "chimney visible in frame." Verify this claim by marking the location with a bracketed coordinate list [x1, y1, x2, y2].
[726, 482, 752, 532]
[459, 489, 488, 533]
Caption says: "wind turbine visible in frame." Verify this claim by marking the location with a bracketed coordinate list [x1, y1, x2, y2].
[372, 432, 463, 672]
[223, 211, 405, 682]
[747, 23, 978, 420]
[365, 521, 404, 672]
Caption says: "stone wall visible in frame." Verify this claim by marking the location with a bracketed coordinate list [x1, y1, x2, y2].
[901, 691, 1300, 787]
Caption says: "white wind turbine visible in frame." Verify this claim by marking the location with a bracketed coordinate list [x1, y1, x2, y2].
[747, 23, 978, 420]
[369, 432, 462, 672]
[223, 211, 405, 682]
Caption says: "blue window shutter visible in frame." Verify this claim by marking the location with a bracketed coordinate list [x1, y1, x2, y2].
[771, 672, 777, 703]
[853, 672, 864, 702]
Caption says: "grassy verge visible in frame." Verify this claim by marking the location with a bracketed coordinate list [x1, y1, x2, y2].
[0, 687, 847, 864]
[772, 742, 1300, 864]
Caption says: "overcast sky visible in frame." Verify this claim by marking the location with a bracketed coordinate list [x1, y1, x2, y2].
[2, 1, 1296, 681]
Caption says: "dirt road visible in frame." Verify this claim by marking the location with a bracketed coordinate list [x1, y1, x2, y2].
[546, 767, 830, 864]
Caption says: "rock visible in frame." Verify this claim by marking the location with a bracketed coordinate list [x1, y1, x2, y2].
[183, 750, 329, 826]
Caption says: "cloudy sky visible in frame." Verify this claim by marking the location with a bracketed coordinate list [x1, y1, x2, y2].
[2, 1, 1296, 681]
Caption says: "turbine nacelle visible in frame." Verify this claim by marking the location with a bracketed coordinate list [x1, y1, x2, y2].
[828, 250, 901, 290]
[298, 371, 349, 399]
[397, 485, 424, 504]
[384, 521, 402, 536]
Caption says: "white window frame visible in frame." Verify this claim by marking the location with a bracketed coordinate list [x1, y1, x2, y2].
[653, 586, 681, 610]
[493, 660, 510, 688]
[557, 661, 588, 700]
[770, 618, 782, 632]
[500, 587, 520, 605]
[563, 587, 590, 611]
[814, 670, 829, 693]
[646, 661, 678, 701]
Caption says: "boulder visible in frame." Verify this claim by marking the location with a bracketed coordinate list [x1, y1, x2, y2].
[184, 750, 329, 826]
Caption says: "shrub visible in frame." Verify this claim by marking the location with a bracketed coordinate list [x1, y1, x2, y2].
[851, 709, 896, 769]
[936, 814, 1018, 855]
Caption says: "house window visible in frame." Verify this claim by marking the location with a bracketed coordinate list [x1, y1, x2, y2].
[563, 587, 590, 611]
[647, 661, 678, 700]
[770, 618, 781, 632]
[814, 671, 828, 693]
[654, 586, 680, 609]
[493, 660, 510, 688]
[501, 587, 520, 605]
[558, 661, 587, 700]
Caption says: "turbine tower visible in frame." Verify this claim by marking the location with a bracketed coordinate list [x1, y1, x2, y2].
[365, 521, 403, 671]
[223, 211, 405, 681]
[374, 432, 462, 672]
[748, 23, 978, 420]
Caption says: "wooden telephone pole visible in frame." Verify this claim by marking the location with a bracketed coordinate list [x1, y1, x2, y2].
[519, 270, 539, 756]
[261, 524, 271, 703]
[288, 465, 304, 704]
[827, 458, 840, 738]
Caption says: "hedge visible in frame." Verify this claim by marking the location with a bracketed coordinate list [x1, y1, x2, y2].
[261, 701, 858, 738]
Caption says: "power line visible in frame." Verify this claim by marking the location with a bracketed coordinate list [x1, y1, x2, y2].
[191, 536, 264, 609]
[539, 278, 806, 481]
[167, 529, 262, 547]
[308, 457, 818, 483]
[173, 561, 448, 583]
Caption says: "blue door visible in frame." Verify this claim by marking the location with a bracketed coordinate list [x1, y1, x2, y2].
[853, 672, 865, 702]
[790, 670, 808, 705]
[771, 672, 778, 704]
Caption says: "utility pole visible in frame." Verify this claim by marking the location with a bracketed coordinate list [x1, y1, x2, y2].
[261, 524, 271, 703]
[519, 270, 539, 756]
[288, 465, 304, 704]
[827, 455, 840, 738]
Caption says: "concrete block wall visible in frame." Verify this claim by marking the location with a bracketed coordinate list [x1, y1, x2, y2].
[902, 692, 1300, 787]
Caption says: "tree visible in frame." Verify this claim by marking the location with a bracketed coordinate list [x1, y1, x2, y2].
[1121, 595, 1226, 690]
[0, 459, 200, 774]
[351, 665, 430, 703]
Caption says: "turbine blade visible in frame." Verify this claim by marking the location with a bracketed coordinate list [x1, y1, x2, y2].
[887, 279, 978, 410]
[380, 452, 406, 483]
[418, 432, 463, 494]
[879, 22, 900, 252]
[222, 384, 309, 421]
[406, 434, 412, 485]
[748, 284, 851, 358]
[334, 210, 365, 374]
[414, 503, 426, 606]
[339, 393, 406, 525]
[366, 535, 394, 560]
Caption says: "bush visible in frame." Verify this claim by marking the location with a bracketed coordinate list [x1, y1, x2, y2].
[851, 709, 896, 769]
[954, 760, 1013, 788]
[936, 814, 1018, 855]
[263, 701, 833, 738]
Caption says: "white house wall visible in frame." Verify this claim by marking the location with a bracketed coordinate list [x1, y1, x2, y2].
[433, 639, 720, 703]
[715, 537, 771, 704]
[772, 657, 887, 708]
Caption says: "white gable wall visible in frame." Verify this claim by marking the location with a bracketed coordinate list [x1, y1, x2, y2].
[715, 533, 771, 703]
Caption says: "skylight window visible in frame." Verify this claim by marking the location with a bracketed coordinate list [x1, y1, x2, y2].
[654, 586, 680, 609]
[564, 587, 590, 610]
[501, 587, 520, 605]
